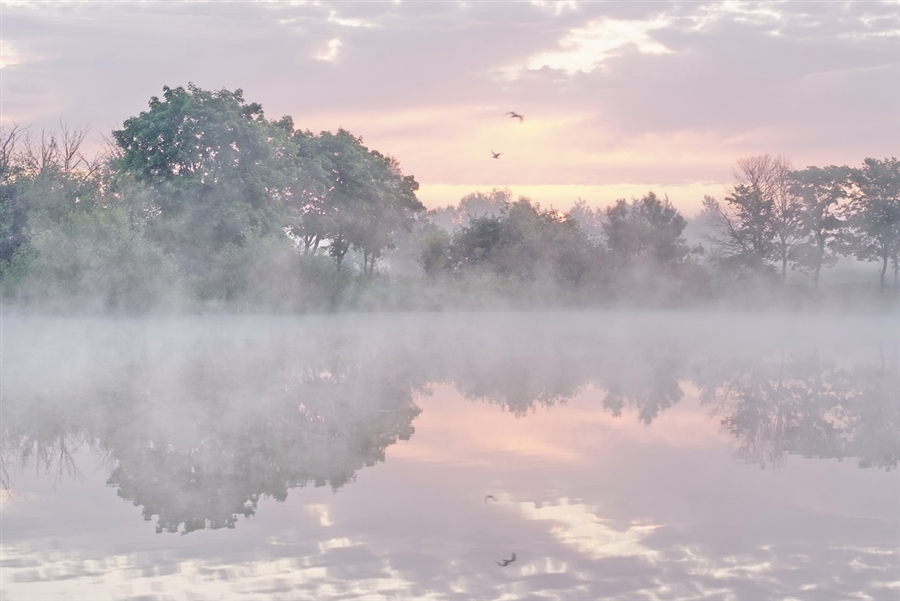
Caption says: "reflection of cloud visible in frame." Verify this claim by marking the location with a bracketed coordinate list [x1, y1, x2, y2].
[306, 503, 334, 527]
[5, 538, 896, 599]
[518, 498, 661, 560]
[0, 487, 13, 509]
[318, 537, 355, 552]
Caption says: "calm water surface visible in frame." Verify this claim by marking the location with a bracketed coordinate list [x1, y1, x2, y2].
[1, 312, 898, 600]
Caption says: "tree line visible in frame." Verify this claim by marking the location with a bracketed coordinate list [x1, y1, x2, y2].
[702, 154, 900, 291]
[0, 84, 897, 312]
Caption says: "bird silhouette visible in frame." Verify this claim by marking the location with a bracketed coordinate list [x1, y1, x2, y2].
[491, 151, 502, 159]
[505, 111, 524, 123]
[484, 494, 497, 503]
[496, 553, 516, 566]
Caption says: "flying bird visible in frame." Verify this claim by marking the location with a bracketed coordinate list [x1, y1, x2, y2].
[484, 494, 497, 503]
[491, 151, 503, 159]
[505, 111, 524, 123]
[496, 553, 516, 567]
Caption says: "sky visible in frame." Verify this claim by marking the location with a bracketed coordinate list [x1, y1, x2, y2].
[1, 1, 898, 216]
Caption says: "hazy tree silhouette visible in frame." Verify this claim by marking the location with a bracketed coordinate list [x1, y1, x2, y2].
[113, 84, 297, 269]
[789, 165, 850, 288]
[700, 352, 898, 469]
[702, 155, 801, 282]
[844, 157, 900, 291]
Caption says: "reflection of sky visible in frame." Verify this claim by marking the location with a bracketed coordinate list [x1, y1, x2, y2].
[2, 381, 898, 600]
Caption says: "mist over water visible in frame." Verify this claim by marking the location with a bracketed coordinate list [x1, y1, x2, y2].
[2, 311, 897, 599]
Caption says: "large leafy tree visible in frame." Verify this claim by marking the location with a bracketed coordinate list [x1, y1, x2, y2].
[112, 84, 297, 267]
[289, 128, 423, 274]
[844, 157, 900, 291]
[353, 150, 423, 277]
[282, 121, 333, 256]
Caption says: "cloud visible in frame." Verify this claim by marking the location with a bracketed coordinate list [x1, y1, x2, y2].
[314, 38, 342, 62]
[327, 9, 376, 28]
[529, 0, 579, 17]
[0, 40, 24, 69]
[500, 16, 673, 78]
[1, 0, 897, 213]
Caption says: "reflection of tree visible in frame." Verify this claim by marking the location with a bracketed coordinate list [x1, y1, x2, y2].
[3, 316, 897, 535]
[450, 351, 584, 416]
[0, 384, 103, 492]
[833, 360, 899, 469]
[101, 358, 422, 534]
[701, 352, 899, 469]
[600, 348, 684, 424]
[1, 322, 425, 534]
[1, 433, 87, 493]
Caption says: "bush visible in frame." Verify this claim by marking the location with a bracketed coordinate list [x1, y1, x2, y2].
[8, 207, 182, 313]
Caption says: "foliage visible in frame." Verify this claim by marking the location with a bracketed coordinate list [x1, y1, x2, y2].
[844, 157, 900, 290]
[197, 234, 351, 312]
[437, 197, 594, 287]
[2, 84, 895, 310]
[702, 155, 801, 280]
[600, 192, 706, 303]
[789, 165, 850, 287]
[12, 207, 181, 312]
[283, 128, 424, 275]
[112, 84, 297, 264]
[1, 124, 106, 282]
[428, 188, 510, 232]
[603, 192, 691, 267]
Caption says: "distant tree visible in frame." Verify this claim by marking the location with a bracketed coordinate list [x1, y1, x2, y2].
[567, 197, 605, 239]
[444, 197, 593, 286]
[844, 157, 900, 291]
[600, 192, 703, 301]
[429, 188, 510, 232]
[602, 192, 691, 268]
[415, 221, 453, 275]
[702, 154, 801, 281]
[449, 213, 506, 271]
[789, 165, 850, 288]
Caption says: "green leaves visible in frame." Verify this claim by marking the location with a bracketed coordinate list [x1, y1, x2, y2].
[287, 128, 424, 274]
[113, 84, 296, 253]
[845, 157, 900, 289]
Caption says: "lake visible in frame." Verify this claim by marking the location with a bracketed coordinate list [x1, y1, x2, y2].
[1, 311, 898, 600]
